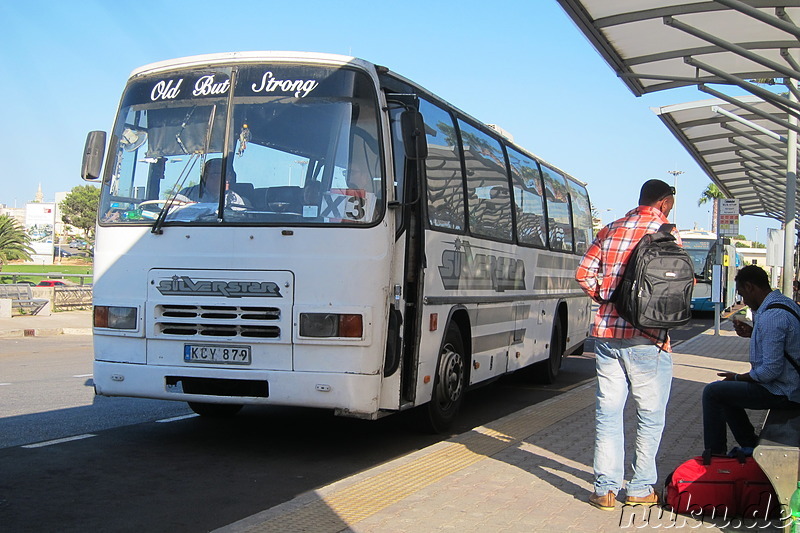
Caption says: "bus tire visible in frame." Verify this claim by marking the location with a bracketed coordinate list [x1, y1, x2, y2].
[536, 318, 564, 384]
[187, 402, 243, 418]
[424, 323, 467, 433]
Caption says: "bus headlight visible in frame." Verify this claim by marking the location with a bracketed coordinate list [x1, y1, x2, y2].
[299, 313, 363, 338]
[94, 306, 138, 329]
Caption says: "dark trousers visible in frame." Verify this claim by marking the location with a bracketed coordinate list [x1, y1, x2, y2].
[702, 380, 797, 453]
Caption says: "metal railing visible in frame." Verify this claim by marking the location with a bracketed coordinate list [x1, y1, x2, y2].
[53, 286, 93, 311]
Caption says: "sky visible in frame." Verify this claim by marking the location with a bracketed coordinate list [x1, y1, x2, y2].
[0, 0, 781, 243]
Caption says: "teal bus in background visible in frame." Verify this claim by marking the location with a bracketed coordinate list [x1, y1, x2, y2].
[680, 230, 741, 312]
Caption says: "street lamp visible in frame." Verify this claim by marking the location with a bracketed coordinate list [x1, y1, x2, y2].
[667, 170, 684, 227]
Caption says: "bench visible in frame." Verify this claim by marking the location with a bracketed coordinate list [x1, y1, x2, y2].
[754, 408, 800, 531]
[0, 284, 50, 315]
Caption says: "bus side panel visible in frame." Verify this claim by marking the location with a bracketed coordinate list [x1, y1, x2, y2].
[564, 297, 592, 354]
[507, 299, 549, 372]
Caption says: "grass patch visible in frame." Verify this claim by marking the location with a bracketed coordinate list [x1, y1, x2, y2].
[1, 264, 93, 285]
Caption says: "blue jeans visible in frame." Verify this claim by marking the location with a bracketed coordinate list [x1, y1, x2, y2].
[702, 380, 797, 453]
[594, 337, 672, 497]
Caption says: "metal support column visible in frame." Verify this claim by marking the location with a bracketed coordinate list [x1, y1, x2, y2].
[783, 79, 798, 296]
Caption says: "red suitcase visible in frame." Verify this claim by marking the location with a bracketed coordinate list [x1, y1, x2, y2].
[664, 452, 780, 519]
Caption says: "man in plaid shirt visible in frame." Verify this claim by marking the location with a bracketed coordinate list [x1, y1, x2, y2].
[576, 179, 679, 511]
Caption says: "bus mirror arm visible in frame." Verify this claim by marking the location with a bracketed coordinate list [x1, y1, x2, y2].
[389, 111, 427, 209]
[401, 111, 427, 160]
[388, 157, 423, 209]
[81, 131, 107, 181]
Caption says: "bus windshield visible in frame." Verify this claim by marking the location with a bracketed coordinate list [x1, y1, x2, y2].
[99, 63, 383, 227]
[681, 238, 715, 280]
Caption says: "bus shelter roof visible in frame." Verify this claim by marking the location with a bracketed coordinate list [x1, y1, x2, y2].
[653, 95, 798, 222]
[557, 1, 800, 293]
[556, 1, 800, 98]
[557, 1, 800, 220]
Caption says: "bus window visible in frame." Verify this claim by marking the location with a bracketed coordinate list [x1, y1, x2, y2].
[508, 148, 547, 248]
[566, 180, 592, 254]
[457, 120, 513, 242]
[541, 166, 573, 252]
[420, 99, 465, 232]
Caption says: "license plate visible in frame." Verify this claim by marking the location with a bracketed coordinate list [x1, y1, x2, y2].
[184, 344, 251, 365]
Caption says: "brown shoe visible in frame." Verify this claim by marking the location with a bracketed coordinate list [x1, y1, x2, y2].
[625, 491, 659, 506]
[589, 490, 616, 511]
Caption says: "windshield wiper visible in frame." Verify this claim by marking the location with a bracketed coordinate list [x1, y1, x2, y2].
[150, 154, 200, 234]
[152, 105, 218, 235]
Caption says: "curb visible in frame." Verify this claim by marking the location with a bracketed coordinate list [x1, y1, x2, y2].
[0, 327, 93, 338]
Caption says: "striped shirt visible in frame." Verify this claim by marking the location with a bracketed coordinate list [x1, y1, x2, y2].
[750, 290, 800, 402]
[575, 205, 679, 351]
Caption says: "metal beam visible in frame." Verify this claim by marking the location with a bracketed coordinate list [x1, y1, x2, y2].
[743, 161, 785, 181]
[722, 123, 788, 157]
[691, 59, 800, 118]
[711, 102, 789, 141]
[713, 0, 800, 40]
[738, 151, 786, 175]
[705, 86, 800, 137]
[665, 16, 800, 81]
[619, 72, 715, 84]
[731, 138, 786, 167]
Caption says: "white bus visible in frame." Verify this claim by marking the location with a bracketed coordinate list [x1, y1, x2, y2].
[81, 52, 593, 431]
[679, 229, 740, 312]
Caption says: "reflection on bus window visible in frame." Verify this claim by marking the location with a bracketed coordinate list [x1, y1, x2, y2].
[458, 119, 513, 242]
[508, 148, 547, 248]
[420, 99, 465, 232]
[541, 166, 573, 252]
[566, 180, 592, 254]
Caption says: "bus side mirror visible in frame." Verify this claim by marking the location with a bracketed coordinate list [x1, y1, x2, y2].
[401, 111, 427, 160]
[81, 131, 107, 181]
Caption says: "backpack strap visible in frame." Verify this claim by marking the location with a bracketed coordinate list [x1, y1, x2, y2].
[764, 302, 800, 376]
[651, 223, 677, 243]
[658, 223, 676, 233]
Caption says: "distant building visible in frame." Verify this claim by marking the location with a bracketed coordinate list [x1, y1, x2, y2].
[0, 205, 26, 227]
[737, 247, 768, 267]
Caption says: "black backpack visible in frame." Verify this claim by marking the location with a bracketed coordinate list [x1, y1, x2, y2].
[613, 224, 694, 330]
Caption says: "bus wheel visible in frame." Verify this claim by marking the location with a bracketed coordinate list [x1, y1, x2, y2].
[188, 402, 243, 418]
[537, 319, 563, 385]
[425, 323, 467, 433]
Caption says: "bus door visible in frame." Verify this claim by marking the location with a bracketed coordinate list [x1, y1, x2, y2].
[383, 94, 427, 408]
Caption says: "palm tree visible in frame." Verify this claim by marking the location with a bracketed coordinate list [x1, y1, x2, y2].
[0, 215, 34, 269]
[697, 183, 726, 233]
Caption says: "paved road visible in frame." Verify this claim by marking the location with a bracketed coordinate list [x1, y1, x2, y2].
[0, 313, 719, 532]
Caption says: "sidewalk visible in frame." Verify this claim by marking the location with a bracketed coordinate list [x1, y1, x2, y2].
[0, 309, 92, 338]
[215, 323, 783, 533]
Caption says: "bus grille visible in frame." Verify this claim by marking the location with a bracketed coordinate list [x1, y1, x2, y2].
[155, 305, 281, 338]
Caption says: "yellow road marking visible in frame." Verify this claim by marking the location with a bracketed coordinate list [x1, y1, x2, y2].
[243, 385, 595, 532]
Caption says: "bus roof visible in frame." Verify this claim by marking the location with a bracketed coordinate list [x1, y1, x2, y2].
[679, 229, 716, 240]
[129, 51, 374, 79]
[126, 50, 588, 190]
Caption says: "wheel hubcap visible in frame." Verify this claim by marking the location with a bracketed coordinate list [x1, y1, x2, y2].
[437, 344, 464, 406]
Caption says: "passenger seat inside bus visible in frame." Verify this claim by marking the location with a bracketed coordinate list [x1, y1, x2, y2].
[231, 182, 255, 203]
[264, 186, 303, 214]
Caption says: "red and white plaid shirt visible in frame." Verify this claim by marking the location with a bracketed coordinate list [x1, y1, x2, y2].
[575, 205, 681, 351]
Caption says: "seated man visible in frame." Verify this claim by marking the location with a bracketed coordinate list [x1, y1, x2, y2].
[180, 158, 250, 208]
[346, 162, 373, 191]
[702, 265, 800, 455]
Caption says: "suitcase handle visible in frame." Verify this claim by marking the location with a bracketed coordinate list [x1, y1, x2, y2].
[702, 448, 746, 465]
